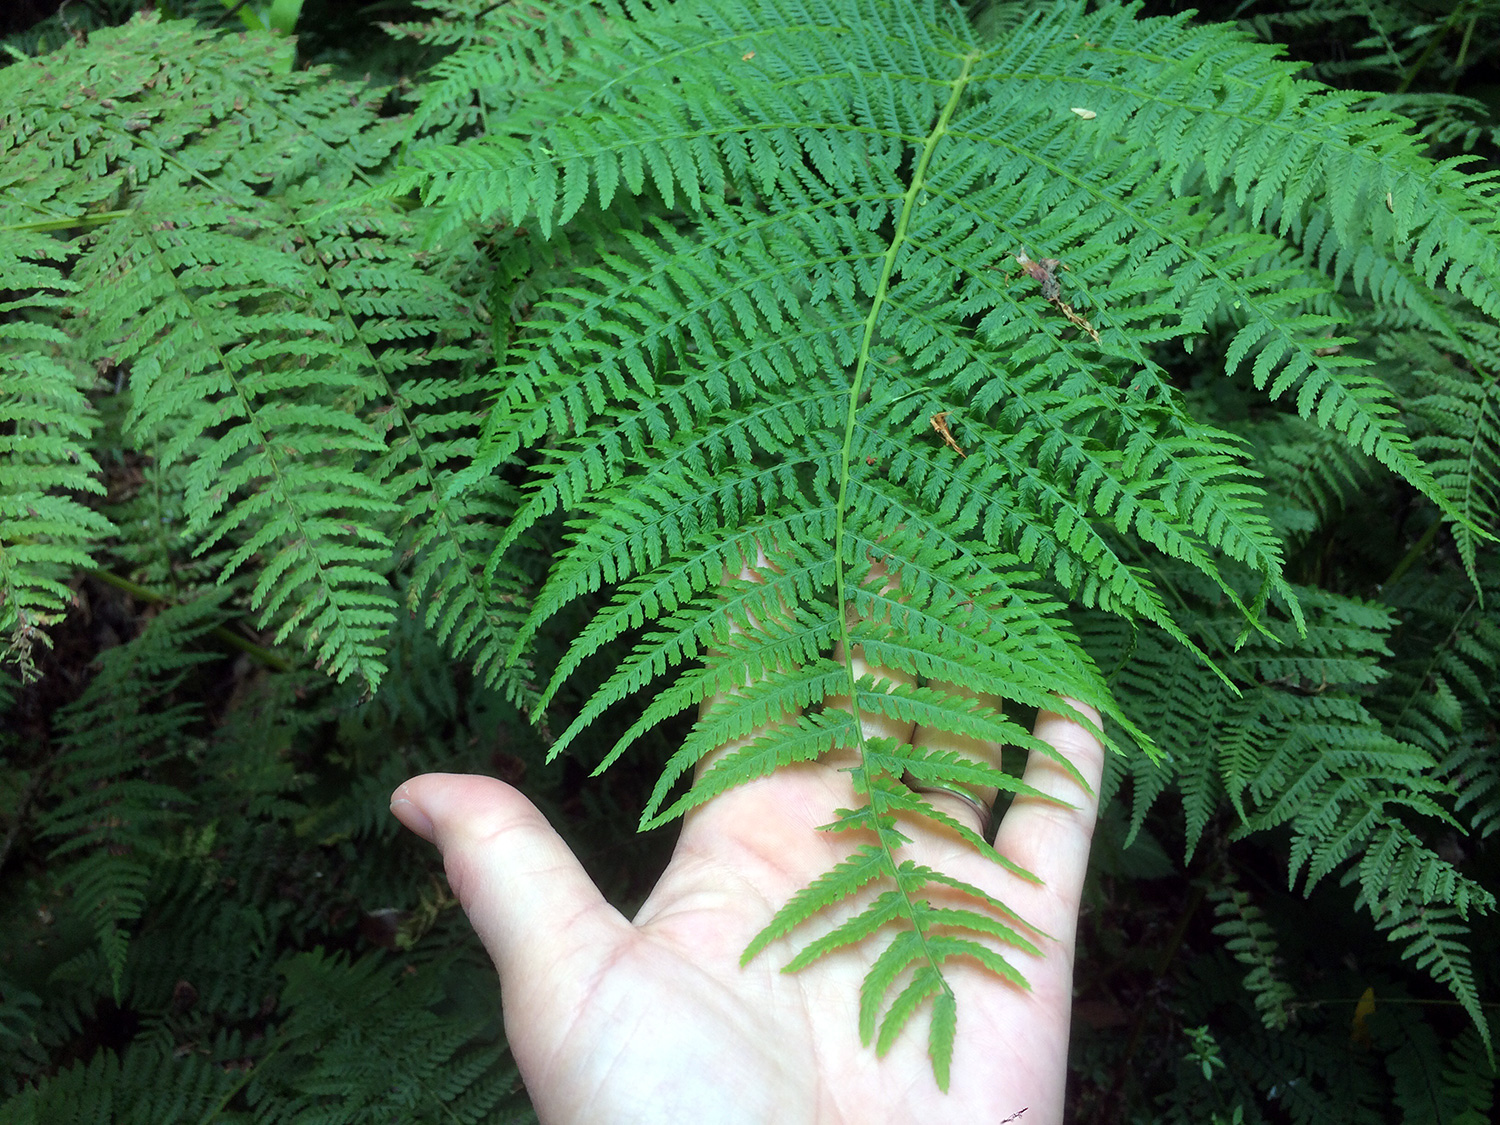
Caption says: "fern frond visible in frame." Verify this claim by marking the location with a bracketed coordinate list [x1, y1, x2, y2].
[746, 808, 1040, 1089]
[387, 0, 625, 144]
[255, 949, 521, 1124]
[1209, 882, 1295, 1031]
[1230, 1018, 1386, 1125]
[1101, 567, 1496, 1044]
[39, 593, 225, 997]
[1442, 1018, 1497, 1125]
[0, 246, 112, 679]
[385, 0, 1500, 1075]
[1438, 732, 1500, 842]
[1375, 902, 1489, 1054]
[1056, 6, 1500, 320]
[1378, 563, 1500, 839]
[1245, 409, 1374, 539]
[1404, 335, 1500, 581]
[0, 14, 491, 690]
[0, 1040, 240, 1125]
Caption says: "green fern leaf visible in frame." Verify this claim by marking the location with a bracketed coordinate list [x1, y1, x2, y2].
[1378, 902, 1490, 1055]
[0, 251, 112, 679]
[1209, 882, 1295, 1031]
[388, 0, 1500, 1077]
[0, 14, 495, 691]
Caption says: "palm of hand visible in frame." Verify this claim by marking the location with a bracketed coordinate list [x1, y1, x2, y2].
[394, 702, 1101, 1125]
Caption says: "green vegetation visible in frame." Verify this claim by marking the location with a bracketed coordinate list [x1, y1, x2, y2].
[2, 1, 1496, 1118]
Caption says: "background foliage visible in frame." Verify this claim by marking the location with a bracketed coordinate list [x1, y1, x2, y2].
[1, 0, 1497, 1120]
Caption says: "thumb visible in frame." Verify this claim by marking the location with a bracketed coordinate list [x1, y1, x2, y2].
[390, 773, 626, 986]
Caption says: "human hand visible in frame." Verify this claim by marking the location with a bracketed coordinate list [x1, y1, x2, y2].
[390, 565, 1104, 1125]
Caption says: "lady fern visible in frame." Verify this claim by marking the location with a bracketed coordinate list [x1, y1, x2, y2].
[330, 0, 1500, 1080]
[3, 0, 1498, 1098]
[0, 251, 109, 675]
[0, 14, 512, 690]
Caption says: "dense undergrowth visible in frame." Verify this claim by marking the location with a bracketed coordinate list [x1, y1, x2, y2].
[1, 1, 1497, 1120]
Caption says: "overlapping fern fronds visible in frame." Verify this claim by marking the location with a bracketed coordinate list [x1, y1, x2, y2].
[3, 0, 1497, 1095]
[393, 0, 1500, 1078]
[0, 250, 110, 676]
[38, 594, 227, 998]
[1, 591, 533, 1119]
[0, 14, 514, 691]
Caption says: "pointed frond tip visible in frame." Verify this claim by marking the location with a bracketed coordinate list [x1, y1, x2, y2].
[744, 837, 1046, 1093]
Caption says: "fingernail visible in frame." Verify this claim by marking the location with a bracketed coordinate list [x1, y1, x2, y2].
[390, 789, 436, 843]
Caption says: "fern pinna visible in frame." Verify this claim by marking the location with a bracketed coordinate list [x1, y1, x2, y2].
[388, 0, 1499, 1081]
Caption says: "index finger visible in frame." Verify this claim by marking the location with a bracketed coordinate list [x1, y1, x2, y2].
[991, 697, 1105, 925]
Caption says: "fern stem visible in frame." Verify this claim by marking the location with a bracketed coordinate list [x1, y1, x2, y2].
[1384, 515, 1442, 589]
[197, 1028, 289, 1125]
[86, 569, 292, 672]
[831, 45, 978, 1022]
[1451, 10, 1480, 91]
[0, 210, 133, 233]
[1395, 0, 1471, 94]
[1283, 995, 1500, 1012]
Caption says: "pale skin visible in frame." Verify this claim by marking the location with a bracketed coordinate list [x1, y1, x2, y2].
[390, 561, 1105, 1125]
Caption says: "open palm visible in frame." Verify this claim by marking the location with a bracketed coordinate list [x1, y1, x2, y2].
[391, 658, 1102, 1125]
